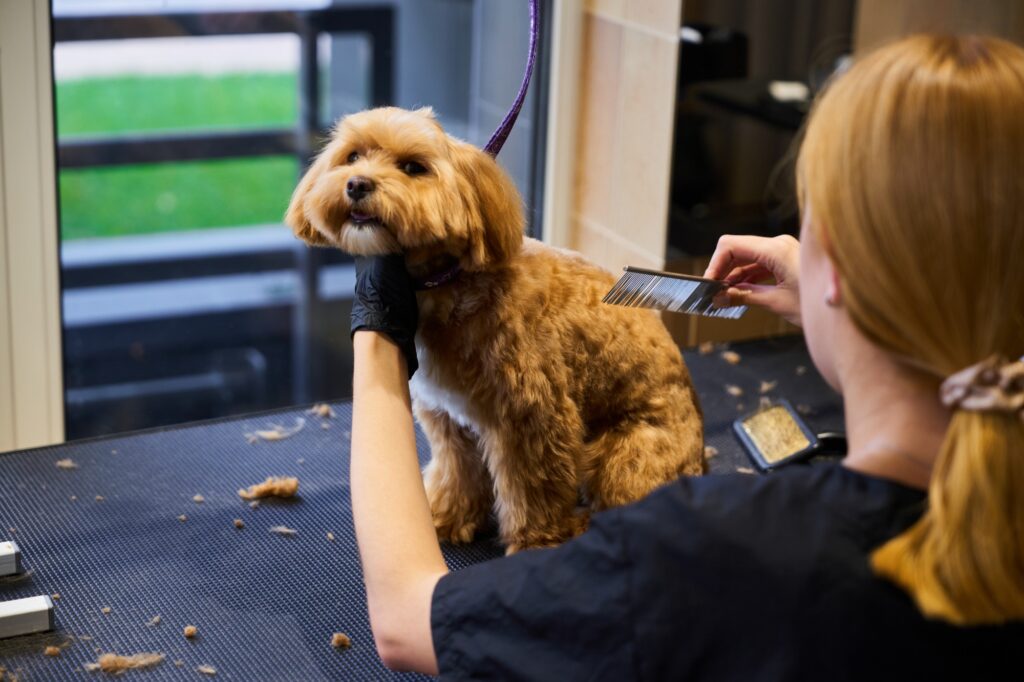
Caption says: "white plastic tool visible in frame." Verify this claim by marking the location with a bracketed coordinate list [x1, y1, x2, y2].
[0, 541, 21, 576]
[0, 595, 55, 639]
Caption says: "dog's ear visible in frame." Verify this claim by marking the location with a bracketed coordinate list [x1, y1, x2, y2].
[285, 145, 333, 247]
[449, 140, 524, 268]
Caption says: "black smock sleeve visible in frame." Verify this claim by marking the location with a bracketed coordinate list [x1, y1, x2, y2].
[431, 509, 637, 681]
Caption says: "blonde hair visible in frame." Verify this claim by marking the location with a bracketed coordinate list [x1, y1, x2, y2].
[797, 35, 1024, 625]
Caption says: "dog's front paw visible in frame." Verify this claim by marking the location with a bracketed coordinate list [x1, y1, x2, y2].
[433, 515, 480, 545]
[503, 514, 589, 555]
[424, 479, 485, 545]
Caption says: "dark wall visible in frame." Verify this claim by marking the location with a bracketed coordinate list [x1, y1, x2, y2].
[681, 0, 855, 208]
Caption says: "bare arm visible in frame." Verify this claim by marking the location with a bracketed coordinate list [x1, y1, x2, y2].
[351, 331, 447, 673]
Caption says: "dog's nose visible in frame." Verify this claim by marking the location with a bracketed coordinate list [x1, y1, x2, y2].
[346, 176, 375, 201]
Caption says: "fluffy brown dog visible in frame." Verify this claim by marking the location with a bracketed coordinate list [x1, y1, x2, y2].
[286, 107, 705, 552]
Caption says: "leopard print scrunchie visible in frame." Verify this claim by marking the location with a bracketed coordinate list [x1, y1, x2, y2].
[940, 355, 1024, 421]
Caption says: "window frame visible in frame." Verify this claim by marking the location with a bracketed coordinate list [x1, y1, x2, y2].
[0, 0, 65, 451]
[0, 0, 582, 450]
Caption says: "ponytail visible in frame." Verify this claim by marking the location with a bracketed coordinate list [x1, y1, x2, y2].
[871, 411, 1024, 624]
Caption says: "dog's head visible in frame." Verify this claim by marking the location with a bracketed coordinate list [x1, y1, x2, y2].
[285, 106, 524, 270]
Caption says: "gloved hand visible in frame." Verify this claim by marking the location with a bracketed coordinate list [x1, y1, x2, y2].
[351, 254, 420, 378]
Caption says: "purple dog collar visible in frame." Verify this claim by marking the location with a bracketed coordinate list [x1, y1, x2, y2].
[413, 263, 462, 290]
[482, 0, 539, 157]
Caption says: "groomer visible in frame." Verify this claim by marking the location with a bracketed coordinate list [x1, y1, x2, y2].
[347, 34, 1023, 680]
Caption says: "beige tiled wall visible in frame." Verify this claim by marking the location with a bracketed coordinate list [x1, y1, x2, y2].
[569, 1, 799, 347]
[571, 0, 683, 273]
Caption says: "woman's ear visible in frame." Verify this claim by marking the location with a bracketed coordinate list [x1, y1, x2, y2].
[448, 140, 524, 268]
[826, 265, 843, 307]
[285, 146, 333, 247]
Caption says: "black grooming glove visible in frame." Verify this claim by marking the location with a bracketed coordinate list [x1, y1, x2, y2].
[351, 254, 419, 378]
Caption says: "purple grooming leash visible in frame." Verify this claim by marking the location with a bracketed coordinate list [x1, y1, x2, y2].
[415, 0, 538, 291]
[482, 0, 540, 157]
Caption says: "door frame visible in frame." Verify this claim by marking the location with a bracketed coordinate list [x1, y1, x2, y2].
[0, 0, 64, 451]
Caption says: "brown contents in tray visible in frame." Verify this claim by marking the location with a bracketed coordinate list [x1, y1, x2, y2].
[740, 405, 811, 463]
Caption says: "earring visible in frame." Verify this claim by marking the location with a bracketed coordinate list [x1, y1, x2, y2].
[825, 291, 839, 307]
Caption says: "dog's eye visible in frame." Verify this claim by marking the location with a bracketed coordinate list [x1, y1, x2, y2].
[402, 161, 428, 176]
[346, 151, 359, 164]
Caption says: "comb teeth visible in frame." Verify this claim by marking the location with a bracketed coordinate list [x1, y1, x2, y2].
[602, 268, 748, 319]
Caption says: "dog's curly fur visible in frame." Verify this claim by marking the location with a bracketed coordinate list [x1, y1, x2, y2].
[286, 107, 705, 552]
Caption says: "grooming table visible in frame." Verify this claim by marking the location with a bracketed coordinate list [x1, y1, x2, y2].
[0, 335, 841, 680]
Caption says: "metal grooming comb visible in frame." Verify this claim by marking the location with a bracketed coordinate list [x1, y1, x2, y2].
[602, 266, 748, 319]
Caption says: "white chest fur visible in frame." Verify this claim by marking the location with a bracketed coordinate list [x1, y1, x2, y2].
[409, 348, 481, 434]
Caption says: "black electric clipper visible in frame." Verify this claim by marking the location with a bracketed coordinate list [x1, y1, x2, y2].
[733, 399, 846, 472]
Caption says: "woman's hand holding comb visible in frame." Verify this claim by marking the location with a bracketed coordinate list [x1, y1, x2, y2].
[703, 234, 802, 326]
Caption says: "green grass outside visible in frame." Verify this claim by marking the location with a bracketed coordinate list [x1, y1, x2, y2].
[57, 73, 300, 240]
[57, 73, 297, 136]
[58, 157, 298, 241]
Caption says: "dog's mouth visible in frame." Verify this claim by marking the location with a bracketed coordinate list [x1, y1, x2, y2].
[337, 207, 401, 255]
[348, 210, 384, 228]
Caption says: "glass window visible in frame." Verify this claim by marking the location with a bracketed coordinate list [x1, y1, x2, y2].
[53, 0, 549, 439]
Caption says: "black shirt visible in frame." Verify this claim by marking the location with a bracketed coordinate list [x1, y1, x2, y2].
[431, 463, 1020, 681]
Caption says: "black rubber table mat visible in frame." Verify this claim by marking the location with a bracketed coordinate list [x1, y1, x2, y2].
[0, 335, 841, 680]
